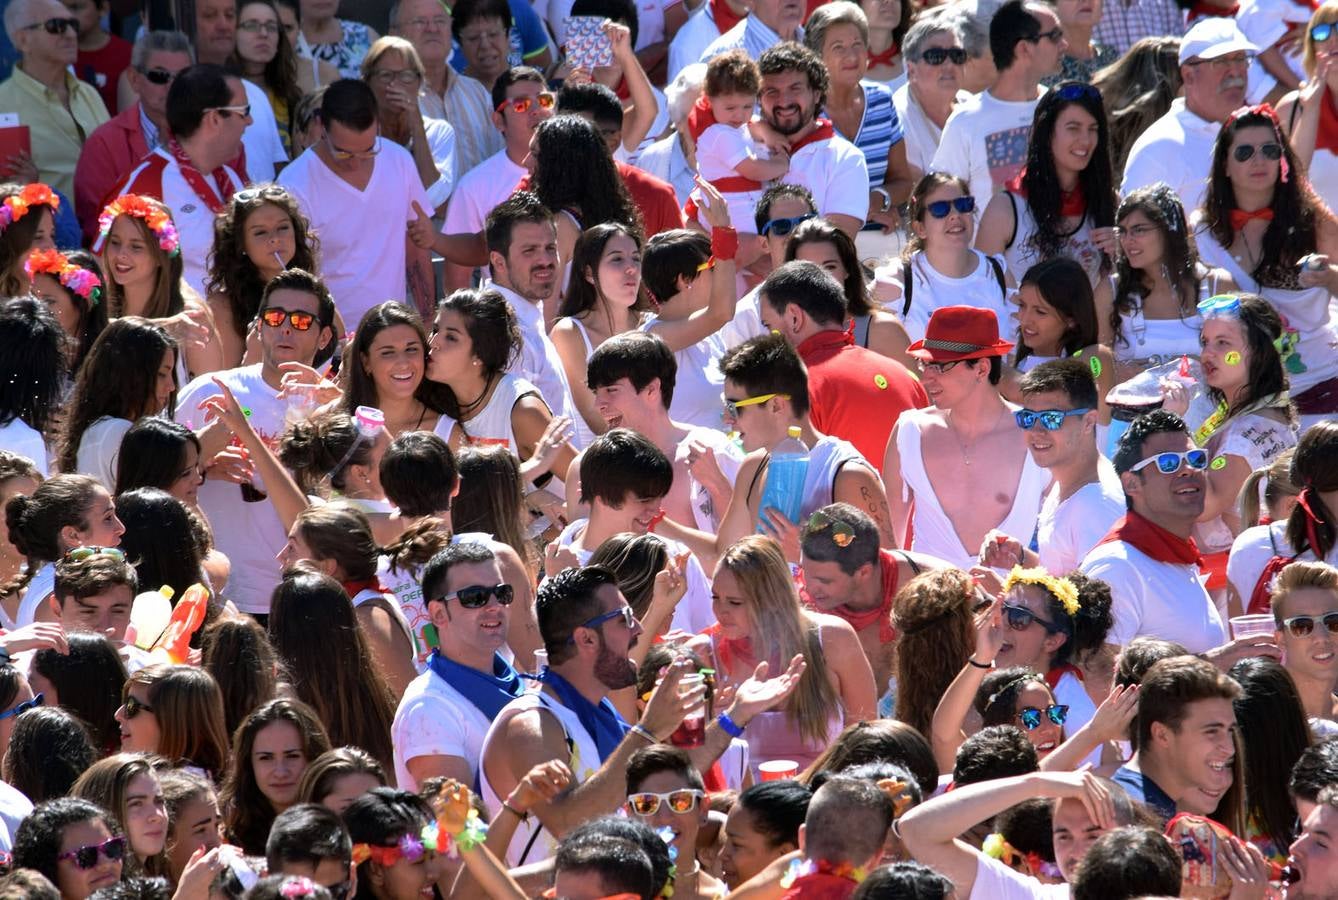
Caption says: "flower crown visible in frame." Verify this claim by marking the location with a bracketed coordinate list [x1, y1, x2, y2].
[0, 183, 59, 233]
[95, 194, 181, 257]
[1144, 182, 1184, 233]
[351, 811, 487, 867]
[1003, 566, 1080, 617]
[24, 248, 102, 306]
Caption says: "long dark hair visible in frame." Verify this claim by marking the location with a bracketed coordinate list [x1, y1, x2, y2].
[1203, 294, 1290, 417]
[0, 296, 65, 435]
[56, 250, 110, 371]
[1016, 257, 1099, 364]
[532, 115, 642, 235]
[1020, 83, 1116, 272]
[344, 788, 435, 899]
[115, 488, 208, 600]
[200, 614, 280, 738]
[558, 222, 653, 319]
[114, 417, 201, 496]
[3, 707, 97, 803]
[342, 301, 453, 416]
[32, 632, 127, 756]
[433, 289, 522, 420]
[293, 502, 379, 580]
[1286, 421, 1338, 559]
[232, 0, 302, 122]
[1229, 657, 1311, 855]
[784, 218, 875, 316]
[58, 317, 178, 473]
[1111, 184, 1198, 346]
[1203, 108, 1324, 286]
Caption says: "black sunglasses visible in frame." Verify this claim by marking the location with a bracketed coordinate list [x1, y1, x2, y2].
[924, 196, 975, 218]
[58, 836, 126, 870]
[25, 16, 78, 34]
[137, 67, 179, 85]
[920, 46, 967, 65]
[760, 213, 814, 237]
[1002, 604, 1062, 633]
[434, 583, 515, 609]
[120, 695, 154, 719]
[1233, 142, 1283, 163]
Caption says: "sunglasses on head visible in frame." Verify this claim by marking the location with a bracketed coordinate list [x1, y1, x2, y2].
[261, 307, 316, 331]
[138, 66, 178, 85]
[920, 46, 967, 65]
[1281, 612, 1338, 638]
[569, 605, 637, 643]
[1014, 407, 1090, 431]
[1197, 294, 1242, 317]
[436, 583, 515, 609]
[1232, 142, 1283, 163]
[120, 695, 153, 719]
[1055, 82, 1101, 102]
[1313, 22, 1337, 42]
[923, 196, 975, 219]
[58, 836, 126, 870]
[25, 16, 78, 34]
[234, 185, 290, 205]
[496, 91, 556, 115]
[0, 693, 43, 721]
[66, 546, 126, 562]
[1002, 604, 1061, 633]
[1129, 448, 1209, 475]
[807, 509, 856, 547]
[627, 789, 704, 816]
[1018, 704, 1068, 730]
[760, 213, 814, 237]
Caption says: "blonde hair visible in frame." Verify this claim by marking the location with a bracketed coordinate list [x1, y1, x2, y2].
[359, 35, 426, 81]
[1271, 560, 1338, 623]
[1238, 448, 1299, 528]
[716, 536, 840, 744]
[1305, 2, 1338, 76]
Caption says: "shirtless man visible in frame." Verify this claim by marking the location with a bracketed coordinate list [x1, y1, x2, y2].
[882, 306, 1048, 570]
[565, 332, 742, 533]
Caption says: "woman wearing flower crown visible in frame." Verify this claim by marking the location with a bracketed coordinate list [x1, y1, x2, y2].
[24, 248, 108, 372]
[97, 194, 224, 381]
[0, 182, 59, 297]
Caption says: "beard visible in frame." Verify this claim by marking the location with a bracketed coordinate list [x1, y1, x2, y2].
[593, 634, 638, 691]
[765, 102, 812, 136]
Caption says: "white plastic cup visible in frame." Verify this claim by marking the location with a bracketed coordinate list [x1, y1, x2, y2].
[1230, 614, 1277, 640]
[758, 760, 800, 782]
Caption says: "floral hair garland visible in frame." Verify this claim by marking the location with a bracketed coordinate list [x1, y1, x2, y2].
[0, 183, 58, 232]
[351, 811, 488, 867]
[24, 248, 103, 306]
[983, 833, 1064, 881]
[95, 194, 181, 257]
[1003, 566, 1080, 617]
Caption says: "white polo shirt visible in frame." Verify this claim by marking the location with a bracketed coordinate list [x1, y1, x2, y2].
[783, 123, 869, 225]
[442, 149, 528, 237]
[1121, 98, 1221, 216]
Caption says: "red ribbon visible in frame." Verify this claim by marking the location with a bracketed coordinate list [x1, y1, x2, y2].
[1005, 167, 1086, 217]
[1098, 511, 1202, 566]
[166, 138, 234, 215]
[341, 577, 389, 598]
[1187, 0, 1239, 16]
[1296, 488, 1326, 558]
[867, 41, 900, 69]
[1229, 207, 1275, 231]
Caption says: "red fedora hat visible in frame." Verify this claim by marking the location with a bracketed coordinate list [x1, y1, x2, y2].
[906, 305, 1015, 362]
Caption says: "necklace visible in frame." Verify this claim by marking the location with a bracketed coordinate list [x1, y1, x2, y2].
[948, 406, 1004, 466]
[456, 374, 494, 419]
[1232, 230, 1261, 271]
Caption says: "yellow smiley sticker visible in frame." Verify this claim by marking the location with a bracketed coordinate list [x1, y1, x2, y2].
[1225, 351, 1242, 366]
[874, 373, 889, 390]
[1211, 455, 1228, 470]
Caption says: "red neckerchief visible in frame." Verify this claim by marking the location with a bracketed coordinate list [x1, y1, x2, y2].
[1098, 511, 1202, 566]
[1045, 663, 1083, 691]
[867, 41, 900, 68]
[1230, 207, 1275, 231]
[166, 138, 234, 214]
[341, 577, 389, 598]
[709, 0, 745, 33]
[800, 549, 900, 643]
[687, 93, 718, 142]
[706, 622, 758, 674]
[1318, 88, 1338, 155]
[781, 862, 863, 900]
[796, 327, 855, 362]
[789, 119, 838, 154]
[1005, 168, 1086, 217]
[1188, 0, 1239, 16]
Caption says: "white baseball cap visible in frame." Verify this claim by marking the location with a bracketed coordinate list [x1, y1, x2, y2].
[1178, 17, 1259, 65]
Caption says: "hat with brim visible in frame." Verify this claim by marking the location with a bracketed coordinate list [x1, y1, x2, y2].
[1178, 17, 1258, 65]
[906, 305, 1015, 362]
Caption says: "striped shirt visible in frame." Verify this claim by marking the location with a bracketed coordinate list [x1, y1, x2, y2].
[1092, 0, 1185, 56]
[699, 14, 802, 63]
[831, 80, 905, 190]
[419, 71, 502, 178]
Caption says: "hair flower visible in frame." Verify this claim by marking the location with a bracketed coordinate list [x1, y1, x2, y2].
[0, 183, 58, 232]
[1002, 566, 1080, 617]
[23, 248, 103, 307]
[94, 194, 182, 257]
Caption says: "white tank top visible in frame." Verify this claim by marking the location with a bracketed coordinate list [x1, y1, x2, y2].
[460, 373, 542, 453]
[1006, 195, 1105, 286]
[876, 250, 1012, 343]
[799, 435, 873, 521]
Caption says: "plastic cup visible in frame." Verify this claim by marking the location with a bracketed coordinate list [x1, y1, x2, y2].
[1230, 614, 1277, 639]
[758, 760, 800, 782]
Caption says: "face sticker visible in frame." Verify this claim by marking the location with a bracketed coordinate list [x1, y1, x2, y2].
[1225, 351, 1242, 366]
[1088, 356, 1102, 379]
[1211, 455, 1228, 470]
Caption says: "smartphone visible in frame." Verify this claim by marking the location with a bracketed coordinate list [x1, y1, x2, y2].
[565, 16, 613, 69]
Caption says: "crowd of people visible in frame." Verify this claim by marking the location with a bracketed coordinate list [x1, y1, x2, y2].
[0, 0, 1337, 896]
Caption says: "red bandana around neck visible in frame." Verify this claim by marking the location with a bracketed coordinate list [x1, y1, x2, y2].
[800, 549, 900, 643]
[167, 138, 234, 214]
[1098, 511, 1202, 566]
[1229, 207, 1275, 231]
[709, 0, 745, 33]
[790, 119, 837, 154]
[1317, 88, 1338, 155]
[341, 576, 389, 598]
[1005, 168, 1086, 217]
[867, 41, 900, 68]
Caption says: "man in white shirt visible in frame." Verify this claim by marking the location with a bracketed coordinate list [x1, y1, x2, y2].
[980, 359, 1124, 575]
[392, 542, 524, 790]
[176, 269, 337, 620]
[757, 42, 868, 237]
[669, 0, 746, 80]
[483, 191, 574, 422]
[279, 79, 433, 327]
[930, 0, 1064, 208]
[1121, 17, 1256, 213]
[699, 0, 803, 63]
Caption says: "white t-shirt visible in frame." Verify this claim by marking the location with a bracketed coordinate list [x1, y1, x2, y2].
[970, 854, 1069, 900]
[930, 90, 1041, 210]
[1036, 461, 1126, 575]
[176, 365, 289, 615]
[783, 126, 869, 225]
[486, 280, 574, 423]
[0, 418, 49, 475]
[1080, 539, 1227, 652]
[1225, 521, 1332, 610]
[1121, 98, 1220, 215]
[1195, 414, 1296, 554]
[420, 117, 458, 207]
[240, 79, 288, 184]
[442, 149, 527, 237]
[874, 250, 1011, 344]
[392, 667, 493, 791]
[696, 121, 767, 230]
[892, 83, 970, 175]
[15, 562, 54, 627]
[719, 283, 765, 349]
[74, 416, 133, 491]
[667, 3, 721, 81]
[278, 141, 432, 327]
[0, 780, 33, 852]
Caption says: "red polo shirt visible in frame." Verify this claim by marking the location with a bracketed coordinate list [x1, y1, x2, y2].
[796, 329, 927, 466]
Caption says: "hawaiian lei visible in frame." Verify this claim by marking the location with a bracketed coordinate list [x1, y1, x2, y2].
[350, 809, 488, 867]
[24, 248, 102, 306]
[95, 194, 181, 257]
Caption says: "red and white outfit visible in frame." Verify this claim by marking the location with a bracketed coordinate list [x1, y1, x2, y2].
[688, 97, 767, 233]
[782, 120, 870, 225]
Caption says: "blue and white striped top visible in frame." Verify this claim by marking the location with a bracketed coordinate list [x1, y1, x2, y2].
[831, 80, 905, 190]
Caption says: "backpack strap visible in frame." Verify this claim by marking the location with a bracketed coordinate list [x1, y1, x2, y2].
[1004, 191, 1019, 250]
[986, 255, 1007, 299]
[901, 259, 914, 318]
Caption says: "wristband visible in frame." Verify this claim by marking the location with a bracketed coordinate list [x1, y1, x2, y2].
[630, 723, 659, 744]
[966, 657, 993, 670]
[872, 187, 892, 212]
[502, 800, 529, 822]
[717, 711, 745, 738]
[710, 226, 739, 261]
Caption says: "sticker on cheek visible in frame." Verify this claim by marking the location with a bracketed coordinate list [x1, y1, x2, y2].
[1211, 455, 1228, 470]
[1225, 351, 1242, 366]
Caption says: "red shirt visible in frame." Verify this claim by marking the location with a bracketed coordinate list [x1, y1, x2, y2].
[515, 161, 684, 238]
[796, 329, 927, 467]
[76, 35, 132, 115]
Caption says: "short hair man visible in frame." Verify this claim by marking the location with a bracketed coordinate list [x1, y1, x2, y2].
[1122, 17, 1256, 211]
[391, 543, 524, 791]
[176, 269, 336, 618]
[280, 79, 432, 327]
[1291, 737, 1338, 824]
[265, 803, 354, 895]
[624, 746, 726, 898]
[553, 834, 655, 900]
[1112, 654, 1240, 822]
[107, 63, 247, 296]
[884, 305, 1048, 570]
[1270, 562, 1338, 726]
[699, 0, 804, 64]
[929, 0, 1064, 206]
[980, 358, 1125, 575]
[783, 776, 893, 898]
[760, 260, 925, 470]
[1070, 826, 1182, 900]
[1287, 783, 1338, 897]
[48, 551, 148, 669]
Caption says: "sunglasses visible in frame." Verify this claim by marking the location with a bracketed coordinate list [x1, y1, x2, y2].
[66, 546, 126, 562]
[436, 583, 515, 609]
[261, 307, 316, 331]
[723, 392, 788, 419]
[920, 46, 967, 65]
[1002, 604, 1061, 633]
[1055, 82, 1101, 102]
[24, 16, 78, 34]
[627, 789, 704, 816]
[1014, 407, 1090, 431]
[1018, 704, 1068, 730]
[807, 509, 856, 547]
[324, 134, 381, 160]
[759, 213, 815, 237]
[234, 185, 290, 204]
[569, 605, 636, 643]
[496, 91, 556, 115]
[0, 693, 43, 721]
[138, 66, 179, 85]
[120, 695, 154, 719]
[1281, 612, 1338, 638]
[924, 196, 975, 218]
[1028, 26, 1065, 43]
[1313, 22, 1337, 42]
[58, 836, 127, 870]
[209, 104, 252, 118]
[1129, 449, 1210, 475]
[1197, 294, 1242, 318]
[1232, 142, 1283, 163]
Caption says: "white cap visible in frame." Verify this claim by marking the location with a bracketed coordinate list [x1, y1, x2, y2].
[1178, 17, 1259, 65]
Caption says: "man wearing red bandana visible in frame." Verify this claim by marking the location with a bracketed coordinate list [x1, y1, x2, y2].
[779, 776, 892, 900]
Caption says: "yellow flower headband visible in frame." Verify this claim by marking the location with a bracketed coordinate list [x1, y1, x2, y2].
[1002, 566, 1080, 617]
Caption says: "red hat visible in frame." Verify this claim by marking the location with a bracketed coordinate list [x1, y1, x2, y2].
[907, 305, 1015, 362]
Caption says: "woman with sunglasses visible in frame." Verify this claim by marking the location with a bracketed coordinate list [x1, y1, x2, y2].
[686, 535, 876, 773]
[115, 664, 229, 779]
[624, 745, 725, 900]
[976, 82, 1118, 294]
[1268, 561, 1338, 726]
[1277, 4, 1338, 210]
[71, 754, 170, 878]
[1197, 104, 1338, 431]
[873, 173, 1010, 344]
[267, 567, 396, 773]
[31, 631, 127, 757]
[279, 408, 400, 543]
[975, 667, 1069, 764]
[12, 797, 126, 899]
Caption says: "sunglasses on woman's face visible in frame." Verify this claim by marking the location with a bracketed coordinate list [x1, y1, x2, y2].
[120, 695, 154, 719]
[1001, 604, 1061, 633]
[1281, 611, 1338, 638]
[1018, 704, 1068, 731]
[627, 789, 704, 816]
[58, 836, 127, 870]
[924, 196, 975, 218]
[1232, 142, 1283, 163]
[1312, 22, 1336, 42]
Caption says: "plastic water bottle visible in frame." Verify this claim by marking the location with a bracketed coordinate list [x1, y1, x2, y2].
[757, 426, 809, 531]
